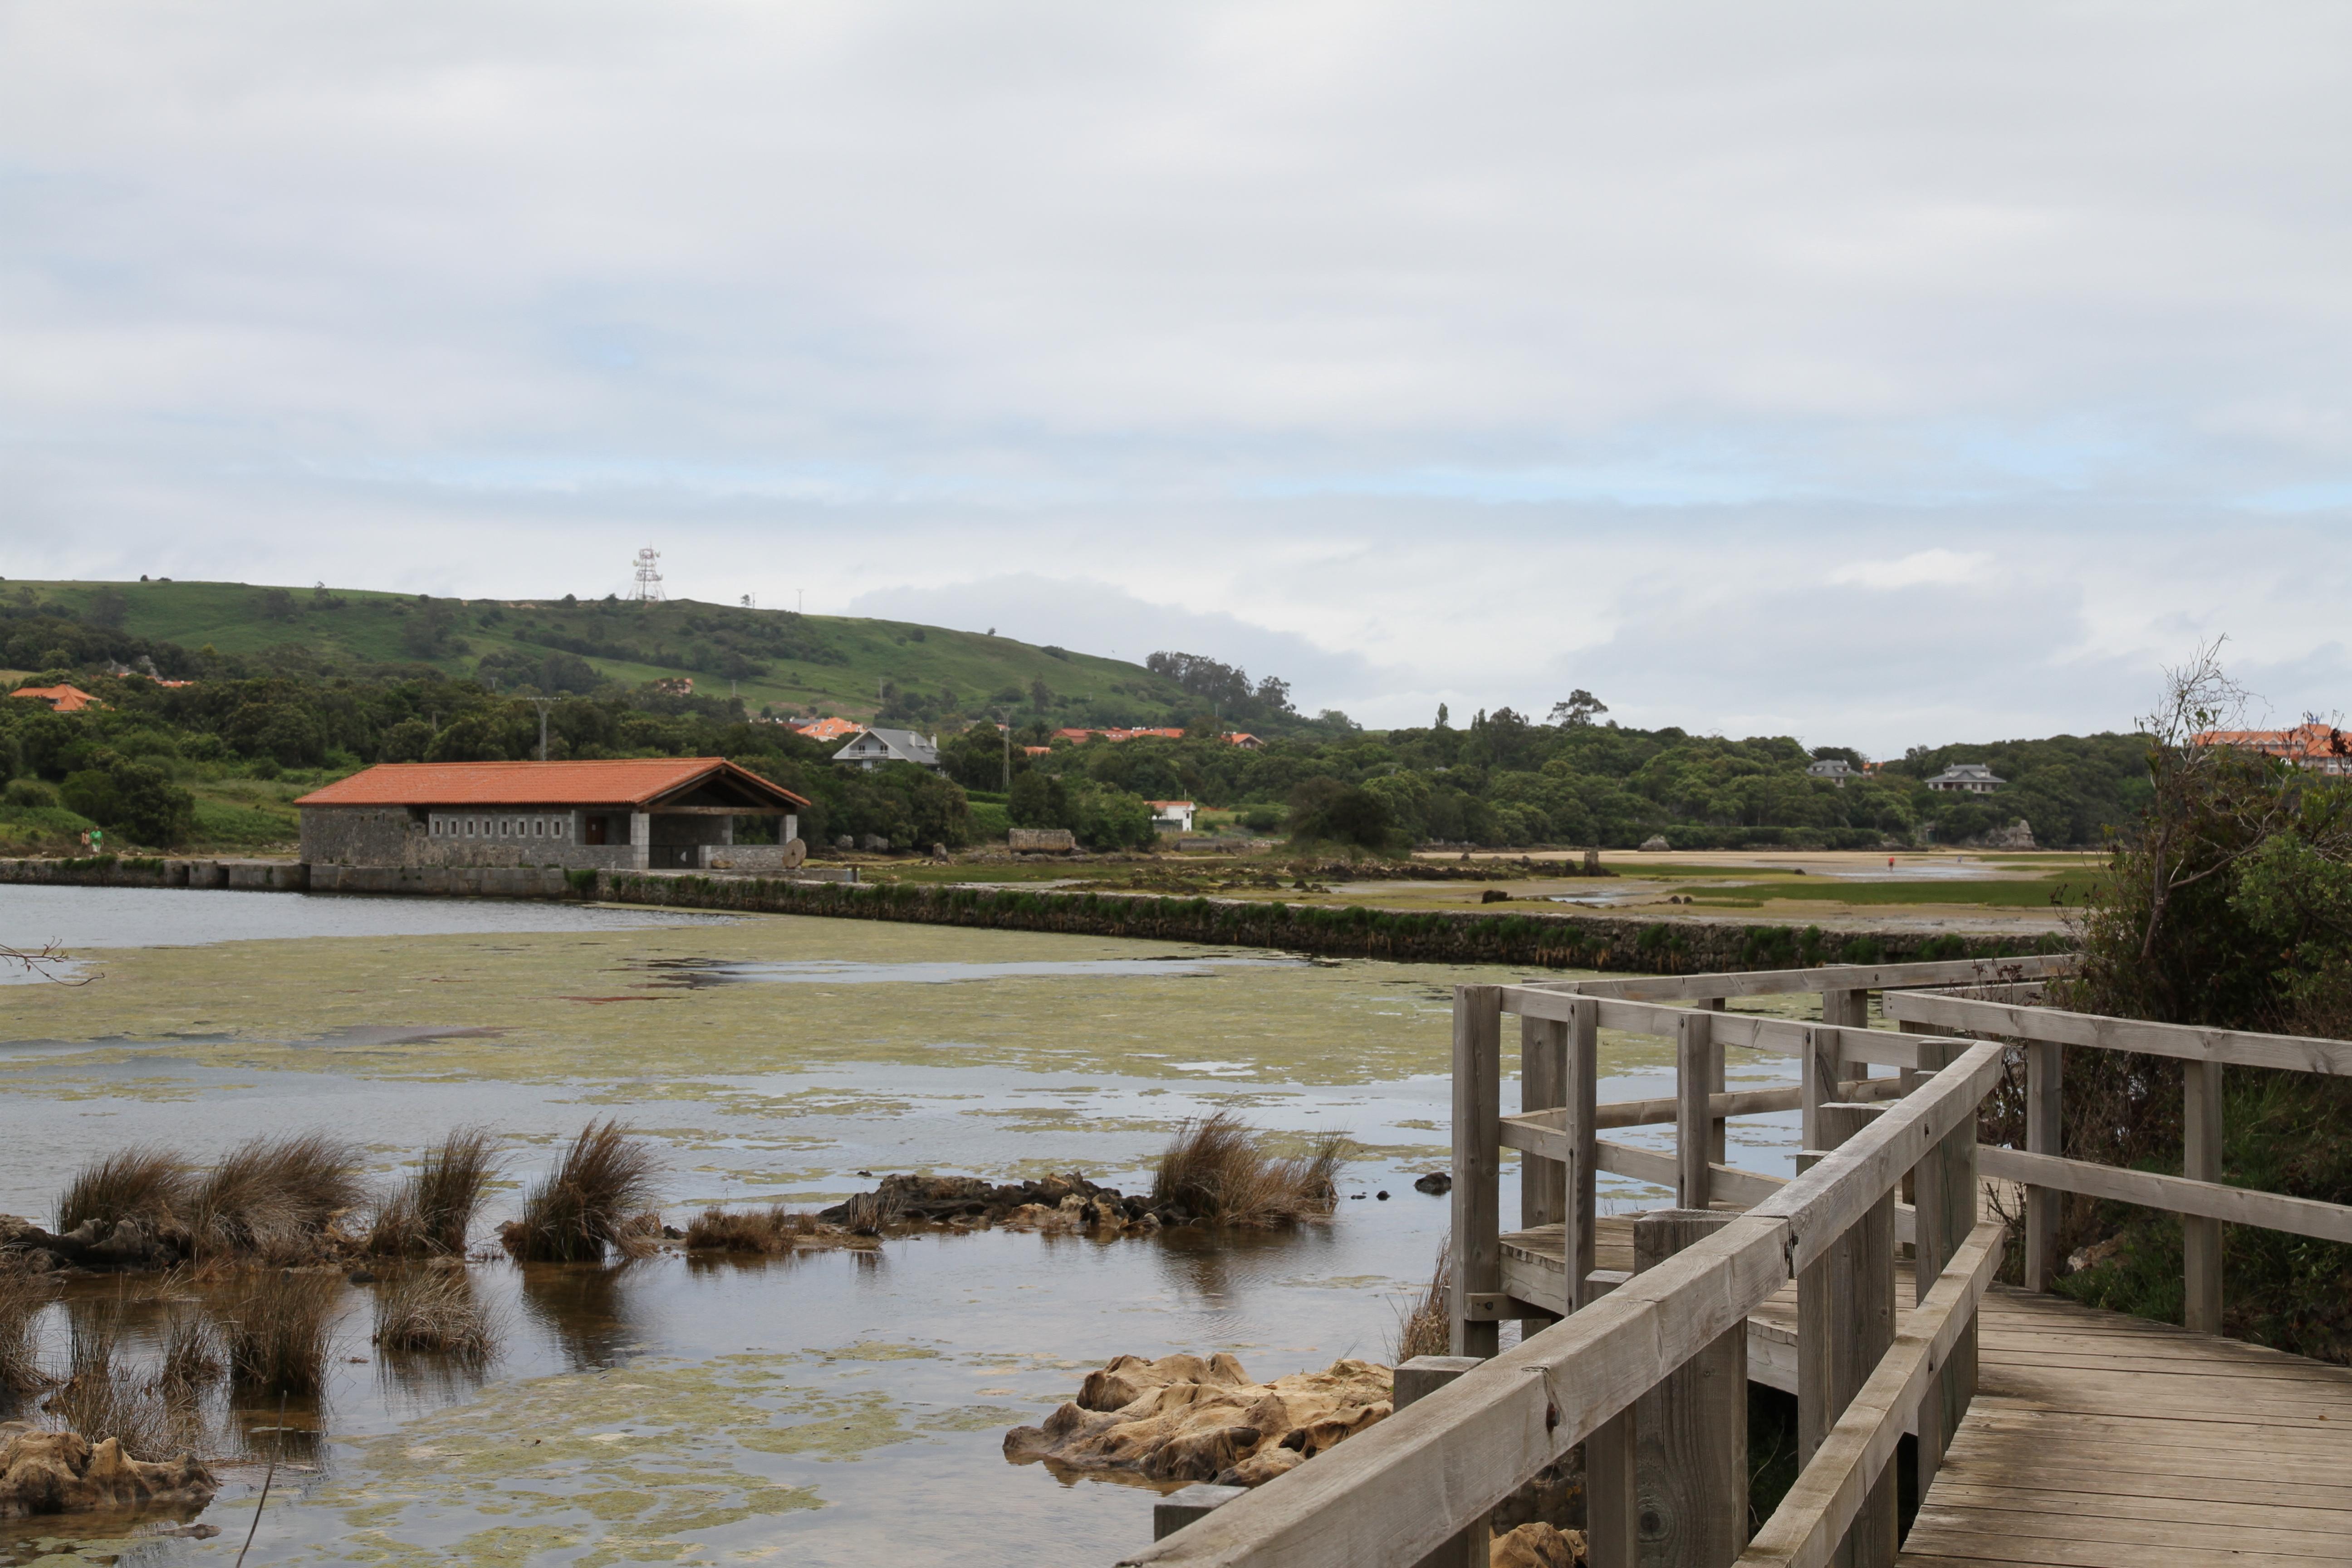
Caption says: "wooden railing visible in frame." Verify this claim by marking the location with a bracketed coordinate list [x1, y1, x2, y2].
[1123, 957, 2045, 1568]
[1884, 983, 2352, 1327]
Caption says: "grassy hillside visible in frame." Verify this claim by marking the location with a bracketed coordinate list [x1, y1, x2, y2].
[15, 578, 1198, 728]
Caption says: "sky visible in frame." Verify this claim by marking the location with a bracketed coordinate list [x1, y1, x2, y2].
[4, 2, 2350, 755]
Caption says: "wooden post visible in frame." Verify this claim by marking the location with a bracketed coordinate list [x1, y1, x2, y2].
[1566, 997, 1601, 1311]
[1820, 988, 1867, 1030]
[1396, 1357, 1489, 1568]
[1154, 1483, 1245, 1540]
[1452, 985, 1504, 1358]
[1800, 1025, 1841, 1154]
[2023, 1040, 2062, 1294]
[1633, 1210, 1747, 1568]
[1798, 1103, 1897, 1568]
[1704, 997, 1729, 1164]
[1906, 1040, 1968, 1503]
[1521, 1014, 1569, 1332]
[2184, 1058, 2225, 1333]
[1676, 1011, 1714, 1211]
[1588, 1402, 1639, 1568]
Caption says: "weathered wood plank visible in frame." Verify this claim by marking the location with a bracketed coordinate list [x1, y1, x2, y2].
[1451, 985, 1503, 1358]
[2023, 1039, 2062, 1293]
[1515, 955, 2076, 1005]
[2183, 1058, 2224, 1333]
[1882, 989, 2352, 1075]
[1896, 1524, 2337, 1568]
[1504, 990, 1931, 1070]
[1920, 1481, 2352, 1536]
[1910, 1504, 2352, 1559]
[1974, 1146, 2352, 1245]
[1634, 1210, 1748, 1568]
[1566, 996, 1600, 1310]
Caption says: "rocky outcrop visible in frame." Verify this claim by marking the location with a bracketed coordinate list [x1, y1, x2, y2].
[1491, 1522, 1584, 1568]
[1002, 1352, 1392, 1485]
[821, 1173, 1171, 1232]
[0, 1426, 216, 1520]
[1962, 818, 2037, 850]
[0, 1216, 183, 1272]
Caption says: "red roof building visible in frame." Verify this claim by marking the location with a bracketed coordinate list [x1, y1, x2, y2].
[296, 759, 809, 872]
[8, 684, 104, 713]
[793, 717, 864, 743]
[2192, 722, 2352, 775]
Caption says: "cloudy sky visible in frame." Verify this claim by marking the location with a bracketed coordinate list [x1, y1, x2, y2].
[5, 3, 2349, 753]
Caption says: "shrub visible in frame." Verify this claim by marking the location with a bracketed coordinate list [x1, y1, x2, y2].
[371, 1128, 499, 1257]
[1150, 1112, 1348, 1227]
[504, 1121, 661, 1263]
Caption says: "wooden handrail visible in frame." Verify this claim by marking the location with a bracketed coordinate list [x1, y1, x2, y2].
[1514, 953, 2077, 1004]
[1510, 1076, 1910, 1134]
[1122, 1045, 2002, 1568]
[1504, 988, 1934, 1068]
[1980, 1145, 2352, 1243]
[1736, 1219, 2006, 1568]
[1882, 988, 2352, 1074]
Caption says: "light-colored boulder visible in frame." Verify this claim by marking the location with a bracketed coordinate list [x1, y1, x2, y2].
[1491, 1522, 1584, 1568]
[0, 1426, 216, 1520]
[1003, 1352, 1392, 1485]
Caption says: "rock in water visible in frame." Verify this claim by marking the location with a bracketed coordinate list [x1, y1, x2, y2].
[0, 1426, 217, 1520]
[1413, 1171, 1453, 1195]
[1002, 1352, 1392, 1485]
[1491, 1522, 1585, 1568]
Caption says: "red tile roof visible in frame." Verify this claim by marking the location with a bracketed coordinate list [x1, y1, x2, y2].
[294, 758, 808, 808]
[794, 717, 864, 742]
[9, 684, 103, 713]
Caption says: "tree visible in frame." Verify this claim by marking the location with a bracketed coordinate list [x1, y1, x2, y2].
[1287, 777, 1395, 850]
[85, 588, 129, 630]
[1009, 770, 1071, 829]
[1547, 690, 1607, 727]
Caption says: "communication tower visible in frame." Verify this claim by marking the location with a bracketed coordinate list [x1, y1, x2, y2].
[630, 548, 664, 603]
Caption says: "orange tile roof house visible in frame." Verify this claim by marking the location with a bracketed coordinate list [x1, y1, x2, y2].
[2194, 721, 2352, 775]
[793, 717, 864, 743]
[8, 683, 104, 713]
[295, 759, 809, 873]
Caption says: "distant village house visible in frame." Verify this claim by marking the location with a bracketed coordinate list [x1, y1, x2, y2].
[833, 728, 941, 771]
[1805, 758, 1856, 786]
[792, 717, 864, 743]
[1147, 800, 1196, 833]
[2193, 721, 2352, 776]
[1924, 764, 2005, 794]
[295, 758, 809, 873]
[8, 684, 103, 713]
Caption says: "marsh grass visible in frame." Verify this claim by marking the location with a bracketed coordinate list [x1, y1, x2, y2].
[56, 1145, 190, 1235]
[159, 1306, 223, 1395]
[0, 1266, 56, 1396]
[43, 1309, 175, 1461]
[190, 1134, 365, 1262]
[221, 1271, 338, 1395]
[505, 1121, 661, 1263]
[371, 1127, 500, 1256]
[833, 1190, 902, 1236]
[1390, 1235, 1453, 1363]
[372, 1267, 495, 1361]
[1151, 1112, 1350, 1227]
[685, 1205, 829, 1254]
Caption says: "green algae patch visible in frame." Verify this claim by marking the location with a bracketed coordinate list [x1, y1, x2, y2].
[288, 1355, 911, 1566]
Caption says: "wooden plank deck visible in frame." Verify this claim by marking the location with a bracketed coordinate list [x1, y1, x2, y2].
[1502, 1219, 2352, 1564]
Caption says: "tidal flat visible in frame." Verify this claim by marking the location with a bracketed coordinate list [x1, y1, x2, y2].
[0, 887, 1815, 1568]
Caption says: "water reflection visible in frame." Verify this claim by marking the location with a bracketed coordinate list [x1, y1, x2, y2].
[512, 1262, 652, 1371]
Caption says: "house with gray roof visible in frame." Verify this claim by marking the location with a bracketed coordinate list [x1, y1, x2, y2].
[833, 727, 942, 772]
[1925, 763, 2005, 794]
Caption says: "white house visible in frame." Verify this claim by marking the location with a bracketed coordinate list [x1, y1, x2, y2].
[833, 728, 942, 772]
[1806, 758, 1856, 786]
[1925, 763, 2005, 794]
[1147, 799, 1196, 833]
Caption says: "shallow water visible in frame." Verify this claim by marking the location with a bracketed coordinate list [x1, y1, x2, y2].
[0, 889, 1820, 1568]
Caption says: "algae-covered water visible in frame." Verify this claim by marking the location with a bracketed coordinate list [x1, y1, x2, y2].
[0, 888, 1812, 1568]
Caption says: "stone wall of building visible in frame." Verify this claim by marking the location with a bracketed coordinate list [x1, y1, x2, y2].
[299, 806, 636, 872]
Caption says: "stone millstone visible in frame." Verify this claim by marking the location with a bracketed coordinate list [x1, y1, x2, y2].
[1001, 1352, 1392, 1486]
[0, 1426, 217, 1520]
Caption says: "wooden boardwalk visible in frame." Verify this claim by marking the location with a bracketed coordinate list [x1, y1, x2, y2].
[1504, 1216, 2352, 1565]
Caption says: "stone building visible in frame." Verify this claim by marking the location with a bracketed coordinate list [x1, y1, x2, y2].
[296, 758, 809, 872]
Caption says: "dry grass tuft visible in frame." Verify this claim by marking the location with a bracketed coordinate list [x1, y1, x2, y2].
[833, 1190, 902, 1236]
[684, 1205, 828, 1254]
[159, 1306, 223, 1394]
[190, 1134, 366, 1261]
[504, 1121, 662, 1263]
[0, 1266, 57, 1396]
[220, 1271, 339, 1395]
[372, 1267, 495, 1360]
[371, 1127, 501, 1256]
[1391, 1235, 1454, 1364]
[55, 1145, 190, 1236]
[42, 1310, 175, 1461]
[1151, 1112, 1350, 1227]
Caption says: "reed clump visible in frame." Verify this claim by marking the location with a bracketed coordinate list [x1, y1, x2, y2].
[1150, 1112, 1349, 1227]
[0, 1266, 56, 1396]
[43, 1311, 174, 1461]
[55, 1146, 191, 1236]
[159, 1306, 223, 1395]
[189, 1135, 366, 1262]
[220, 1271, 339, 1395]
[502, 1121, 661, 1263]
[372, 1267, 494, 1360]
[684, 1205, 830, 1254]
[1390, 1235, 1453, 1363]
[371, 1127, 500, 1256]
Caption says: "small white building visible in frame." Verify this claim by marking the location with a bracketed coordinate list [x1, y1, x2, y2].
[1806, 758, 1856, 786]
[1147, 799, 1197, 833]
[1925, 763, 2005, 794]
[833, 728, 941, 772]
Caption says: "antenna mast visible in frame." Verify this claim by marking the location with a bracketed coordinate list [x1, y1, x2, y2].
[630, 548, 664, 603]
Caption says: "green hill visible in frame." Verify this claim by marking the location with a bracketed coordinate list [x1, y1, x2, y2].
[12, 578, 1202, 730]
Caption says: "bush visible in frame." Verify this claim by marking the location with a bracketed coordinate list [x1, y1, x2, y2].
[1287, 778, 1396, 851]
[2, 778, 58, 809]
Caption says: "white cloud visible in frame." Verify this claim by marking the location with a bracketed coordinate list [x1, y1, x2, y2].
[1828, 549, 1995, 590]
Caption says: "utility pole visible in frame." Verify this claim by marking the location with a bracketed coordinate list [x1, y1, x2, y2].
[999, 709, 1012, 791]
